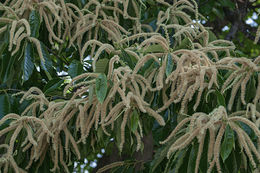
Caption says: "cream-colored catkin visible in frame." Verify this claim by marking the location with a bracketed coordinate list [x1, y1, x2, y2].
[207, 126, 215, 163]
[8, 124, 23, 155]
[213, 123, 225, 173]
[167, 128, 200, 158]
[229, 116, 260, 137]
[119, 108, 130, 152]
[145, 107, 165, 126]
[195, 132, 205, 173]
[240, 71, 251, 105]
[230, 123, 256, 168]
[9, 20, 17, 51]
[228, 75, 244, 111]
[29, 37, 44, 62]
[96, 161, 125, 173]
[160, 117, 191, 144]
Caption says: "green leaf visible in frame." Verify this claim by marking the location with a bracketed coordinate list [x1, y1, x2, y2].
[166, 53, 173, 77]
[95, 58, 109, 73]
[224, 150, 238, 173]
[68, 60, 84, 78]
[187, 143, 199, 173]
[0, 94, 10, 119]
[89, 84, 94, 105]
[207, 29, 217, 42]
[221, 124, 234, 162]
[0, 29, 8, 58]
[173, 37, 192, 50]
[23, 43, 34, 82]
[139, 44, 165, 53]
[2, 52, 16, 84]
[29, 10, 41, 38]
[220, 0, 235, 9]
[39, 42, 53, 72]
[215, 90, 226, 107]
[174, 148, 189, 172]
[130, 109, 139, 132]
[245, 77, 256, 103]
[43, 78, 64, 95]
[95, 73, 108, 103]
[120, 49, 136, 69]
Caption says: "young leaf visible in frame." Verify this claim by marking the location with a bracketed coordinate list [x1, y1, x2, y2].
[221, 124, 234, 162]
[95, 73, 108, 103]
[23, 43, 34, 82]
[166, 53, 173, 77]
[130, 109, 139, 132]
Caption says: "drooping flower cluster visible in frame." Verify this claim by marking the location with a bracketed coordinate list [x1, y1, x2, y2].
[0, 0, 259, 172]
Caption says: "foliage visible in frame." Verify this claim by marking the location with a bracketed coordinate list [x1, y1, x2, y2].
[0, 0, 260, 173]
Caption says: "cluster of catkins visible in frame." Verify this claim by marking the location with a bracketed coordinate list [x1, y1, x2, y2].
[0, 0, 260, 172]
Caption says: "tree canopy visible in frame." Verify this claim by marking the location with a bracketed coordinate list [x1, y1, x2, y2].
[0, 0, 260, 173]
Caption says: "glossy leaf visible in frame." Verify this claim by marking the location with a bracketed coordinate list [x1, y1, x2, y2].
[166, 53, 173, 77]
[29, 10, 41, 38]
[95, 73, 108, 103]
[68, 60, 84, 78]
[130, 109, 139, 132]
[0, 94, 10, 119]
[23, 43, 34, 82]
[221, 124, 234, 162]
[40, 42, 53, 73]
[43, 78, 64, 95]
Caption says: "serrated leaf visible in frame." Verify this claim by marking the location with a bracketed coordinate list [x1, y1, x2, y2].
[23, 43, 34, 82]
[43, 78, 64, 95]
[166, 53, 173, 77]
[95, 73, 107, 103]
[40, 42, 53, 73]
[130, 109, 139, 132]
[68, 60, 84, 78]
[29, 10, 40, 38]
[0, 94, 10, 119]
[221, 124, 234, 162]
[95, 58, 109, 73]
